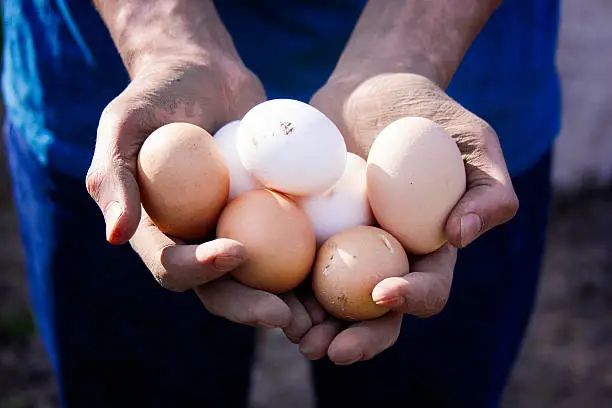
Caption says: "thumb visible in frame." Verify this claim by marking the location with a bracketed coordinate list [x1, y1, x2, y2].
[445, 178, 519, 248]
[86, 104, 144, 245]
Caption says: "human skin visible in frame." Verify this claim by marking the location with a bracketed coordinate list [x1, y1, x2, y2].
[281, 0, 520, 366]
[87, 0, 293, 328]
[86, 0, 519, 361]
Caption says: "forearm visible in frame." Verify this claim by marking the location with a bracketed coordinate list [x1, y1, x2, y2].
[333, 0, 502, 89]
[94, 0, 238, 77]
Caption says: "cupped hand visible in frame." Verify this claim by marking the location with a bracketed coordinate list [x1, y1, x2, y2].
[85, 54, 292, 328]
[311, 72, 519, 248]
[282, 71, 519, 362]
[294, 244, 456, 365]
[86, 55, 265, 244]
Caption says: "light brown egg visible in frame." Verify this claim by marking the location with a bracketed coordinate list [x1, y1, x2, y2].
[366, 117, 466, 255]
[312, 226, 409, 321]
[216, 189, 316, 293]
[137, 122, 229, 241]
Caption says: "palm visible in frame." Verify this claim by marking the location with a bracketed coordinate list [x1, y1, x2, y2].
[282, 71, 517, 364]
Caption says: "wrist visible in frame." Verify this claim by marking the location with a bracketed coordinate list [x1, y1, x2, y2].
[96, 0, 240, 78]
[131, 48, 244, 81]
[329, 0, 501, 89]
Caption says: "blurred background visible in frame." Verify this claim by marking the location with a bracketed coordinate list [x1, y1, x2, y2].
[1, 0, 611, 407]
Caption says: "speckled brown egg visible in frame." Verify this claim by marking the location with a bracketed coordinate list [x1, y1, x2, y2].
[312, 226, 410, 321]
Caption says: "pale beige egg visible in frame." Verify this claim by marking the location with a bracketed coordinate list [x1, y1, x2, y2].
[366, 117, 466, 255]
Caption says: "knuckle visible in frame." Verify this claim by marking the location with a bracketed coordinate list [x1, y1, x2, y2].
[420, 289, 450, 318]
[98, 102, 129, 138]
[289, 318, 312, 340]
[496, 189, 520, 224]
[153, 268, 186, 292]
[156, 246, 189, 292]
[504, 191, 520, 217]
[421, 298, 447, 318]
[283, 329, 301, 344]
[85, 167, 105, 203]
[97, 100, 146, 165]
[410, 276, 452, 318]
[152, 268, 174, 291]
[239, 295, 277, 327]
[456, 123, 499, 165]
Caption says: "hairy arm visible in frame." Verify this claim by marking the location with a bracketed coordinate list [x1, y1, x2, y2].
[332, 0, 502, 89]
[93, 0, 239, 77]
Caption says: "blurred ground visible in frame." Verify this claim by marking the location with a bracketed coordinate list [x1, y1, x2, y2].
[1, 0, 612, 407]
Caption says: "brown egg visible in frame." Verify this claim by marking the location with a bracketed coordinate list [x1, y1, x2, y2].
[137, 122, 229, 240]
[216, 189, 316, 293]
[366, 117, 466, 255]
[312, 226, 409, 321]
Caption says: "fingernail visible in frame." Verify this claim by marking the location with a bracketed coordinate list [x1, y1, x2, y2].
[335, 354, 363, 366]
[374, 296, 405, 308]
[104, 202, 123, 241]
[372, 285, 404, 307]
[213, 255, 244, 272]
[298, 344, 318, 360]
[460, 213, 483, 247]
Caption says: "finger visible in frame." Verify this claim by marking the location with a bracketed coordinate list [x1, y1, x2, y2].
[296, 289, 327, 325]
[195, 279, 291, 328]
[130, 211, 246, 292]
[371, 244, 457, 318]
[280, 293, 313, 344]
[86, 99, 147, 245]
[327, 312, 403, 365]
[445, 128, 519, 247]
[298, 318, 344, 361]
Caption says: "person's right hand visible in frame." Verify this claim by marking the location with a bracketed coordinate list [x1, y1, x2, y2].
[85, 54, 292, 328]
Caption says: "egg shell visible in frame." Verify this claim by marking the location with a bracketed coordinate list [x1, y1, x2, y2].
[237, 99, 347, 196]
[366, 117, 466, 255]
[312, 225, 410, 321]
[216, 189, 316, 294]
[297, 152, 373, 245]
[213, 120, 263, 201]
[137, 122, 229, 240]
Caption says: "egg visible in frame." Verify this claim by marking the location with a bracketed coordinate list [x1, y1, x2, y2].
[366, 117, 466, 255]
[237, 98, 347, 196]
[137, 122, 229, 240]
[213, 120, 263, 201]
[312, 226, 409, 321]
[297, 153, 373, 245]
[216, 189, 316, 293]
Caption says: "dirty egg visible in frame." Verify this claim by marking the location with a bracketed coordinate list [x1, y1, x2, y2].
[236, 99, 347, 196]
[312, 225, 409, 321]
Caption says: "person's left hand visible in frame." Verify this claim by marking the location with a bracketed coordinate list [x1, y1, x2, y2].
[281, 71, 518, 364]
[285, 244, 456, 365]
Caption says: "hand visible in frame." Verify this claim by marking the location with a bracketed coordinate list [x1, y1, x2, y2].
[311, 72, 519, 247]
[292, 244, 456, 365]
[85, 55, 291, 328]
[282, 71, 519, 362]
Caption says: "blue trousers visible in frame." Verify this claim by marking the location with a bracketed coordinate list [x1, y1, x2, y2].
[4, 121, 552, 408]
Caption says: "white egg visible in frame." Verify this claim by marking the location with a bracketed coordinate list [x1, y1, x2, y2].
[297, 153, 373, 245]
[213, 120, 263, 200]
[236, 99, 347, 196]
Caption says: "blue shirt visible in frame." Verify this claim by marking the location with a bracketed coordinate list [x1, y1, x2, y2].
[2, 0, 561, 179]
